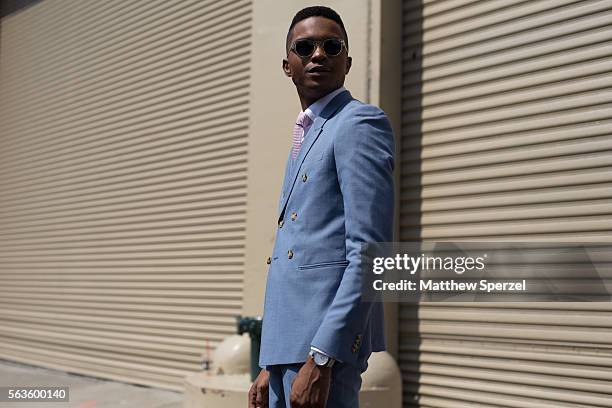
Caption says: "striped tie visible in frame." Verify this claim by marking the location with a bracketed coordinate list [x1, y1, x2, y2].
[291, 112, 313, 159]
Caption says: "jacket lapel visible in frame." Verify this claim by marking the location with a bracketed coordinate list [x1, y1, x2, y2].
[278, 90, 353, 219]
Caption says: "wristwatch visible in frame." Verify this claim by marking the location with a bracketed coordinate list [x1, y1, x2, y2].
[309, 349, 335, 367]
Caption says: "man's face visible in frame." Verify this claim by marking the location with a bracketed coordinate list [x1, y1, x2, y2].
[283, 16, 352, 105]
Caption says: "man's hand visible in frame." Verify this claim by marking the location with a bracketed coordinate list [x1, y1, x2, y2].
[248, 369, 270, 408]
[290, 356, 332, 408]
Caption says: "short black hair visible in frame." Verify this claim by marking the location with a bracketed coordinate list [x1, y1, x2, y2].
[286, 6, 349, 54]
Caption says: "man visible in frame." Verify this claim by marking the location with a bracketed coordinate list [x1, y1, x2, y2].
[248, 6, 394, 408]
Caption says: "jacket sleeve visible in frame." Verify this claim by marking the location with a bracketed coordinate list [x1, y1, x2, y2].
[310, 104, 394, 365]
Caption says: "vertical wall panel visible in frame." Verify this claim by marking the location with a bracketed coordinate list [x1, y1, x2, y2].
[400, 0, 612, 406]
[0, 0, 252, 390]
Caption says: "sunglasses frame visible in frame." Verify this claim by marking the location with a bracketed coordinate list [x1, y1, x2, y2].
[289, 38, 347, 58]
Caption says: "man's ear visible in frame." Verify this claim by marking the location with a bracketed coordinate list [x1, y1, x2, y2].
[345, 56, 352, 75]
[283, 59, 292, 77]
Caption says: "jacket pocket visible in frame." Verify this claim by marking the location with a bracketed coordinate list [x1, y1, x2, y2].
[302, 150, 325, 164]
[298, 260, 349, 270]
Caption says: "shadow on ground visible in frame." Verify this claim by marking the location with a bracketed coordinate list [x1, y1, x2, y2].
[0, 360, 182, 408]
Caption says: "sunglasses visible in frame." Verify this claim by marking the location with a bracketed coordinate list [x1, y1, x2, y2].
[290, 38, 346, 58]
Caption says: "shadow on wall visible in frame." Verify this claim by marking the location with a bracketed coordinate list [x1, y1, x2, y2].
[398, 0, 423, 406]
[1, 0, 42, 18]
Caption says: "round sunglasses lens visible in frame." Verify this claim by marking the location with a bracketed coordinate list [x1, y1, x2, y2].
[295, 40, 315, 57]
[323, 39, 342, 55]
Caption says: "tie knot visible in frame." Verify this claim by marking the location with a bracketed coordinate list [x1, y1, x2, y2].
[296, 112, 312, 128]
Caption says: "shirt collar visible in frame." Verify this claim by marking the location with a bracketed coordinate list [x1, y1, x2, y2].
[303, 86, 346, 122]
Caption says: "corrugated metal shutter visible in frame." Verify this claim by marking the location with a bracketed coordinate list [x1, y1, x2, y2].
[0, 0, 252, 390]
[399, 1, 612, 406]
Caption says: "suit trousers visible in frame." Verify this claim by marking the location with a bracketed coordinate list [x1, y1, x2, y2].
[267, 362, 362, 408]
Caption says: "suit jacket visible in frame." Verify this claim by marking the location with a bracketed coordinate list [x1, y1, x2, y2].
[259, 90, 394, 371]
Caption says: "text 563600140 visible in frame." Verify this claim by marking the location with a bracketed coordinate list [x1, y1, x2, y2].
[0, 387, 69, 402]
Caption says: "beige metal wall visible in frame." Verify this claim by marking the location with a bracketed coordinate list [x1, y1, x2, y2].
[0, 0, 252, 390]
[400, 0, 612, 407]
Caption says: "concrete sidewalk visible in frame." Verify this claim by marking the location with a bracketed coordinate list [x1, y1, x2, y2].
[0, 360, 183, 408]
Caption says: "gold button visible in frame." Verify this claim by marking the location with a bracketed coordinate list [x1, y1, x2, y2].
[278, 220, 284, 228]
[302, 173, 307, 182]
[288, 250, 294, 259]
[266, 257, 271, 265]
[291, 212, 297, 221]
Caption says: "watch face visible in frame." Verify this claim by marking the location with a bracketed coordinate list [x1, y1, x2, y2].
[314, 353, 329, 366]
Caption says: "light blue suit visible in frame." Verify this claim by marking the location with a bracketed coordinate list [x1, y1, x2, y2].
[259, 90, 394, 406]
